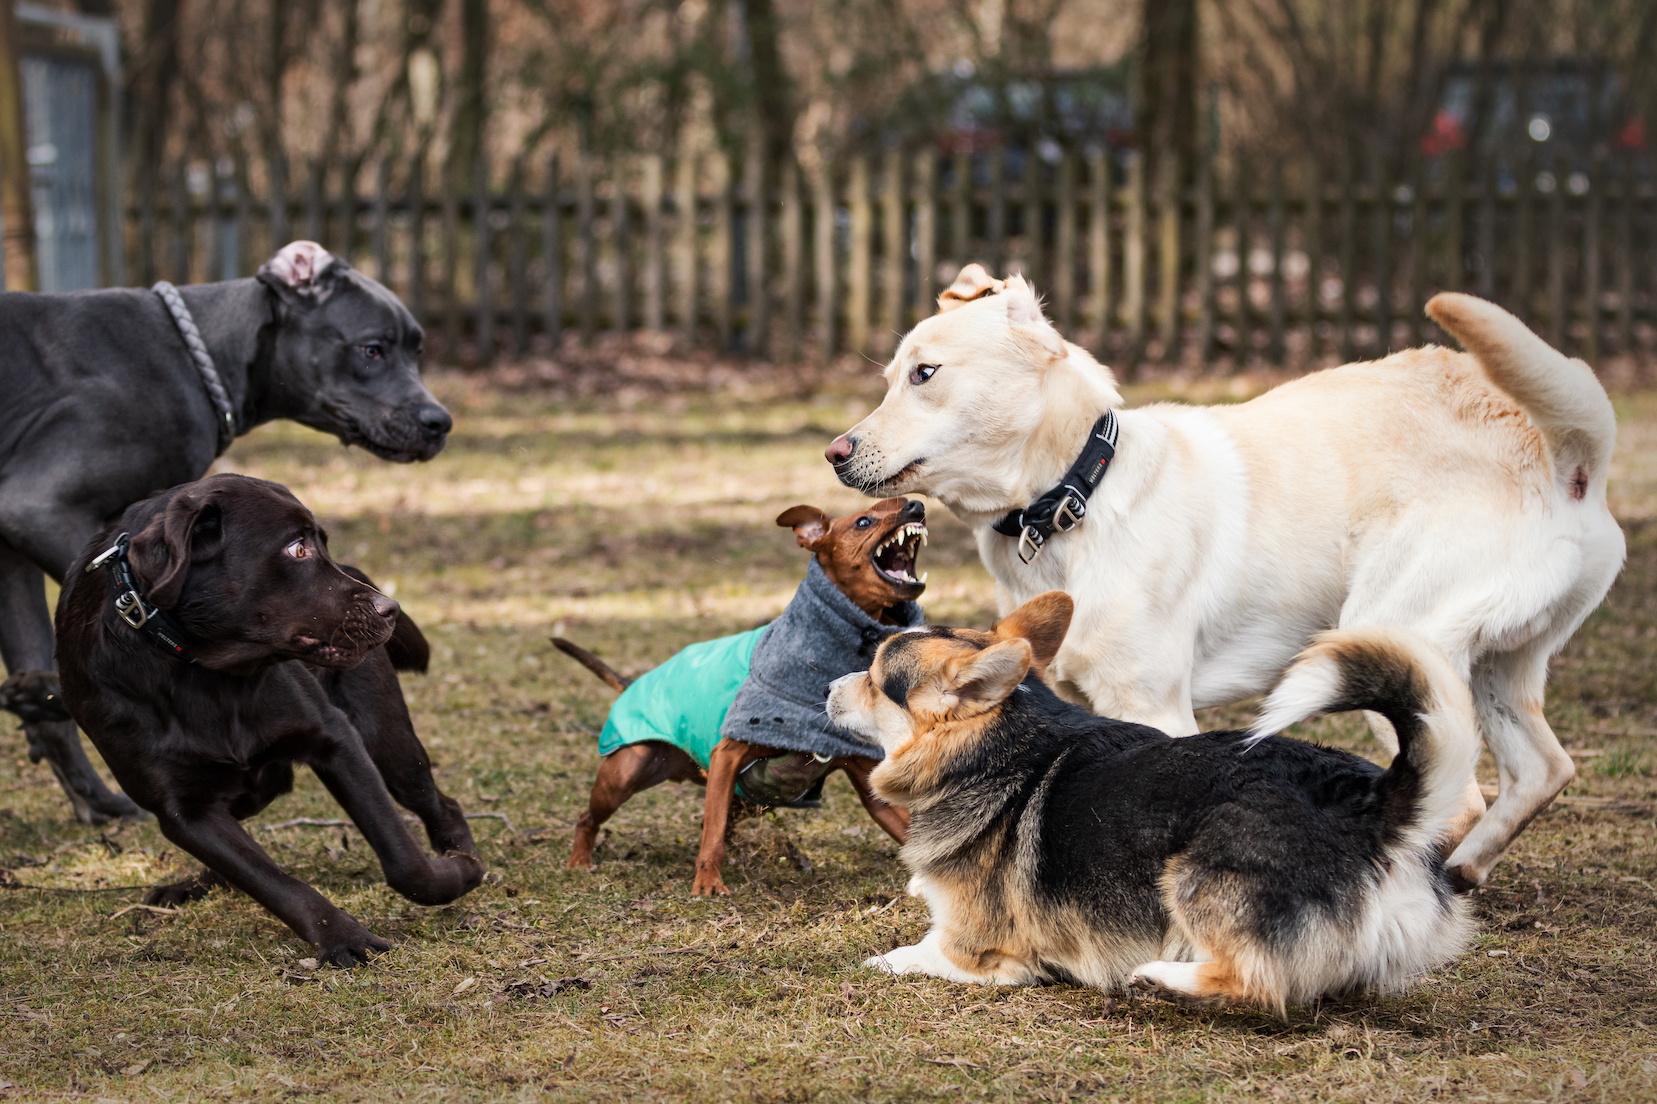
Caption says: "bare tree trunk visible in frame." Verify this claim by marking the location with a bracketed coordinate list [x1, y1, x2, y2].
[1137, 0, 1198, 175]
[0, 0, 35, 290]
[447, 0, 488, 192]
[130, 0, 183, 204]
[745, 0, 793, 166]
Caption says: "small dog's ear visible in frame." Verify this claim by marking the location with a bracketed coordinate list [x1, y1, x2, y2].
[941, 638, 1032, 710]
[128, 493, 222, 609]
[937, 263, 1003, 312]
[257, 241, 349, 306]
[776, 505, 830, 549]
[993, 591, 1074, 673]
[1003, 276, 1066, 360]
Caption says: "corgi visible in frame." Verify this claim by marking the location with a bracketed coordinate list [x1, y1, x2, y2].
[827, 592, 1476, 1012]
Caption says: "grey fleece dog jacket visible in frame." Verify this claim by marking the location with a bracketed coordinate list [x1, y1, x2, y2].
[719, 558, 924, 760]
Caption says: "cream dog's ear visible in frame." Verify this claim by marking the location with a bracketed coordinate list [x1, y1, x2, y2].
[937, 263, 1004, 312]
[1003, 275, 1066, 359]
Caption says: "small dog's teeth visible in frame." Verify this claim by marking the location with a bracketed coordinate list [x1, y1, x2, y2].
[920, 571, 928, 584]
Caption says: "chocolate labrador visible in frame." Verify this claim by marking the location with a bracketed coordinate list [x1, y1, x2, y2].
[55, 473, 482, 965]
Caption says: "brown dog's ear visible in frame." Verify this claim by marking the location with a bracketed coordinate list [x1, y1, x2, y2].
[776, 505, 830, 549]
[127, 492, 222, 609]
[993, 591, 1074, 673]
[941, 638, 1032, 710]
[937, 263, 1004, 312]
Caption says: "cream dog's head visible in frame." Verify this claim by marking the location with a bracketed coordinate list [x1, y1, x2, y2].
[824, 265, 1123, 516]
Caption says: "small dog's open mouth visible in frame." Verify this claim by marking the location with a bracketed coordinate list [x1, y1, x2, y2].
[871, 522, 927, 588]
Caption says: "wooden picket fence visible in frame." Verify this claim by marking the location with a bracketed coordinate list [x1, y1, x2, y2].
[127, 146, 1657, 370]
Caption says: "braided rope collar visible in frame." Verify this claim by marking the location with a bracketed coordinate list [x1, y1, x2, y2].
[152, 281, 237, 456]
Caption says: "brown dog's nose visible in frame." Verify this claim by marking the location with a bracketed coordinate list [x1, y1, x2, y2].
[825, 434, 855, 465]
[369, 593, 399, 620]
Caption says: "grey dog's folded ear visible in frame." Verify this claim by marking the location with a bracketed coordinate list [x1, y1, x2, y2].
[128, 490, 223, 609]
[257, 240, 350, 306]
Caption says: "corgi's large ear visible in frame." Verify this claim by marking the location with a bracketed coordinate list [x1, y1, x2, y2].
[1003, 275, 1066, 360]
[938, 638, 1032, 711]
[776, 505, 830, 549]
[937, 263, 1004, 312]
[994, 591, 1073, 674]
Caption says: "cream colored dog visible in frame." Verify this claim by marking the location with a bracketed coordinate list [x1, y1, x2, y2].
[825, 265, 1624, 891]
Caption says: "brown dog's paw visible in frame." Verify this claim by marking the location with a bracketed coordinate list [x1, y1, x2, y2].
[143, 868, 229, 908]
[691, 874, 732, 897]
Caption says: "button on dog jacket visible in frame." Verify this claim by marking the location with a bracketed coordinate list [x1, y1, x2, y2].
[597, 559, 924, 769]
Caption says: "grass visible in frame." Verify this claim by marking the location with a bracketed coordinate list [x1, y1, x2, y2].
[2, 355, 1656, 1102]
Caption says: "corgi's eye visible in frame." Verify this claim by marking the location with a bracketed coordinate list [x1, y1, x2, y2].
[855, 517, 874, 529]
[285, 538, 312, 560]
[909, 364, 938, 385]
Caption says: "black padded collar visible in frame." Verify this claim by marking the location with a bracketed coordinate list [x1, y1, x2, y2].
[991, 410, 1119, 564]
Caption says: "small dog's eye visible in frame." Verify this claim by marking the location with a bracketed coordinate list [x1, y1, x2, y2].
[285, 539, 311, 560]
[909, 364, 938, 385]
[855, 517, 873, 529]
[360, 343, 384, 360]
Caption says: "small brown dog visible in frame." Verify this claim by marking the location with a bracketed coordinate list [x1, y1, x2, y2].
[554, 497, 928, 895]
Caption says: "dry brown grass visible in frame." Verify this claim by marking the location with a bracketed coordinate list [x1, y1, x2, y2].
[1, 357, 1654, 1102]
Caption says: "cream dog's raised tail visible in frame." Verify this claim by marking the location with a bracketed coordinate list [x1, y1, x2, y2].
[1425, 292, 1617, 499]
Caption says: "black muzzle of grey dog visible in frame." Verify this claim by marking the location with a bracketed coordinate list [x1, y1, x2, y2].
[86, 533, 196, 663]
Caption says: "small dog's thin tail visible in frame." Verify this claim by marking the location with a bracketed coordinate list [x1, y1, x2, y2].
[1251, 628, 1479, 848]
[1426, 292, 1618, 494]
[550, 638, 632, 693]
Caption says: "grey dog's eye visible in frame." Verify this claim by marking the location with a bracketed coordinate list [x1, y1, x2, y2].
[909, 364, 938, 385]
[360, 343, 384, 360]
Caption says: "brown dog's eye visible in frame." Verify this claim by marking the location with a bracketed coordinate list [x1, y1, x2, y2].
[285, 539, 312, 560]
[855, 517, 874, 529]
[909, 364, 938, 385]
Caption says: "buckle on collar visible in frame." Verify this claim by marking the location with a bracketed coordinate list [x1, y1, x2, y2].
[86, 540, 124, 573]
[1017, 526, 1046, 564]
[1052, 487, 1087, 533]
[114, 590, 149, 629]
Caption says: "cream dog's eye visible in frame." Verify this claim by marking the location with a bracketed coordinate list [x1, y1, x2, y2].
[285, 539, 311, 560]
[910, 364, 938, 385]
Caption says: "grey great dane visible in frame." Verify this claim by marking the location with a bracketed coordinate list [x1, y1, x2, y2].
[0, 241, 451, 822]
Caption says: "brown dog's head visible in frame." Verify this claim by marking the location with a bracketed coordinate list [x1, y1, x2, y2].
[826, 591, 1073, 770]
[118, 473, 398, 672]
[776, 498, 927, 621]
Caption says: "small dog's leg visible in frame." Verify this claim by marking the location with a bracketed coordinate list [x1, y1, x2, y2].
[1129, 959, 1246, 1007]
[840, 757, 910, 843]
[693, 738, 765, 896]
[864, 931, 1007, 984]
[569, 742, 699, 869]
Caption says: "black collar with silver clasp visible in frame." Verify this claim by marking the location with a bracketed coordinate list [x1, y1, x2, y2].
[991, 410, 1119, 564]
[85, 533, 196, 663]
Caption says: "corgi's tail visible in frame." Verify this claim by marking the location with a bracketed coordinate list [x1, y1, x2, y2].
[1251, 628, 1478, 849]
[1426, 292, 1617, 492]
[551, 638, 632, 693]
